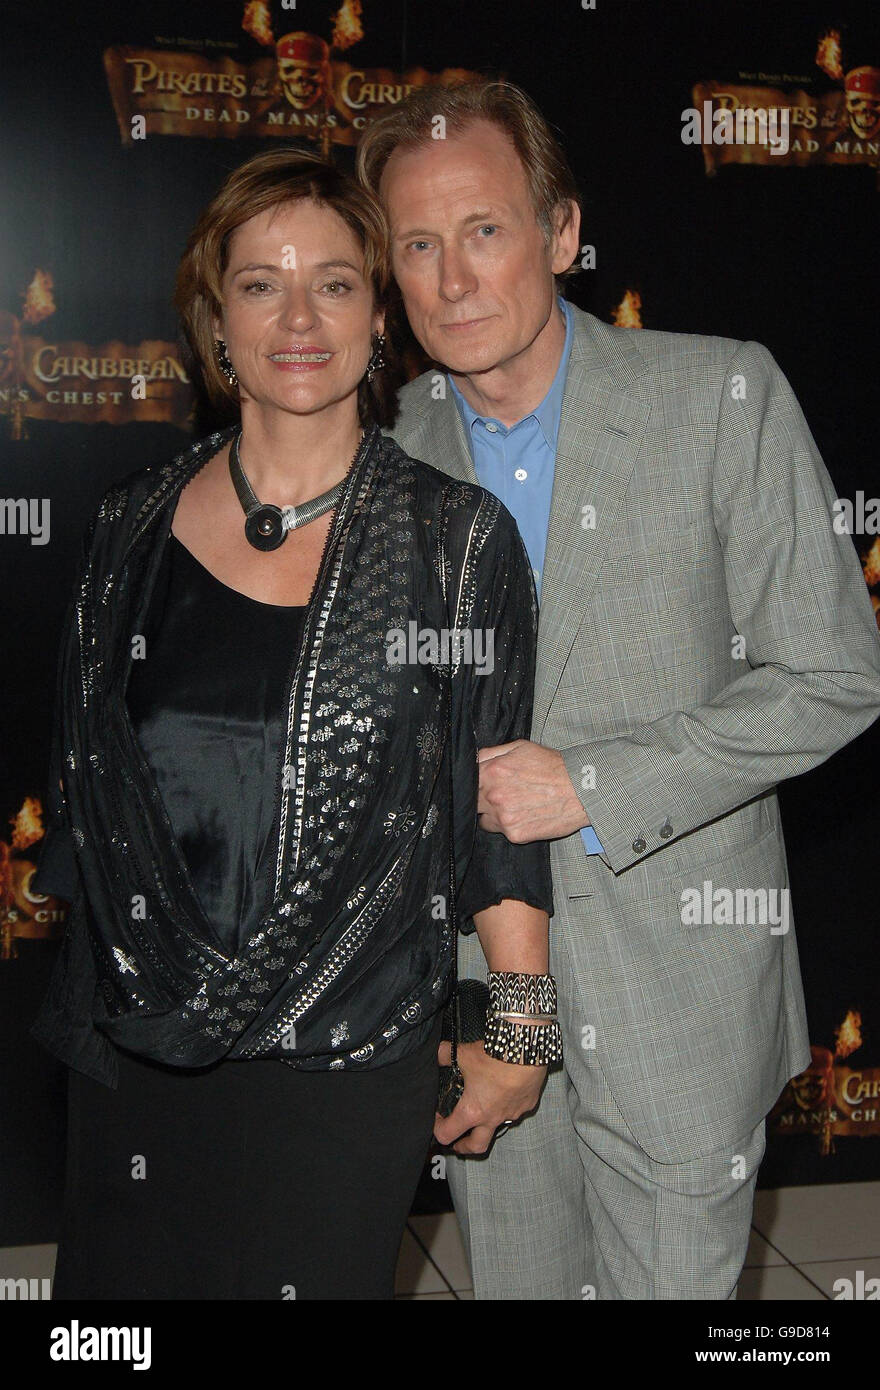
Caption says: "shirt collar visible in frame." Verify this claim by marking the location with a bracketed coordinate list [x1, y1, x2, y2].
[447, 295, 573, 451]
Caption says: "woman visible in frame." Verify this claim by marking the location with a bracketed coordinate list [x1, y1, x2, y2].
[30, 149, 556, 1300]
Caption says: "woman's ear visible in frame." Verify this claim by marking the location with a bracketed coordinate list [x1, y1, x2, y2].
[373, 307, 386, 338]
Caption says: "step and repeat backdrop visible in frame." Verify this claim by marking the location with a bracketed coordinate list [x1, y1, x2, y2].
[2, 0, 879, 1241]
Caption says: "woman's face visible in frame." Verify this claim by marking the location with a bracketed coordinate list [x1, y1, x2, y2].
[213, 199, 383, 420]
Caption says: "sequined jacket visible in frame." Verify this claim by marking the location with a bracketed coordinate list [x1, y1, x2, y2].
[30, 424, 553, 1087]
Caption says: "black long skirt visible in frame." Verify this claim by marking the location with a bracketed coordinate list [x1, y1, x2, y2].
[52, 1017, 441, 1301]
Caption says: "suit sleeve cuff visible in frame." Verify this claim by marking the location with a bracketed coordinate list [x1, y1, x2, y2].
[559, 741, 679, 872]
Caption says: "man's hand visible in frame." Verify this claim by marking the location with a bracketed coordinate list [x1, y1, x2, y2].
[477, 740, 589, 842]
[434, 1039, 547, 1154]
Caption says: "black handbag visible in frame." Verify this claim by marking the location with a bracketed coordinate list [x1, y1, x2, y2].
[436, 489, 490, 1118]
[438, 979, 490, 1117]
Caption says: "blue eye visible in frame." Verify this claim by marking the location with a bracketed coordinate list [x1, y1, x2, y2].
[478, 225, 498, 237]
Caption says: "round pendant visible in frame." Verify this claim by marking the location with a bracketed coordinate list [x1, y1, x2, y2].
[245, 504, 287, 551]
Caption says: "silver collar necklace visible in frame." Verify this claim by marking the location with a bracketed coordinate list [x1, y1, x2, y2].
[229, 428, 364, 552]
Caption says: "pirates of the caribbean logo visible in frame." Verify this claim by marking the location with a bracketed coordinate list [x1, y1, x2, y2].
[1, 268, 192, 436]
[769, 1012, 880, 1151]
[1, 799, 67, 960]
[691, 30, 880, 184]
[104, 2, 483, 152]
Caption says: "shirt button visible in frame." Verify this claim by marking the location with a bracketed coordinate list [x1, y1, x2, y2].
[514, 468, 528, 482]
[659, 819, 673, 839]
[632, 837, 646, 854]
[485, 422, 499, 433]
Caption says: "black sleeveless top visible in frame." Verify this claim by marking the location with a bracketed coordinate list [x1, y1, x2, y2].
[126, 532, 307, 958]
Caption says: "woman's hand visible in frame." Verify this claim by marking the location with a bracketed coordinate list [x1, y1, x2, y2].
[434, 1039, 547, 1154]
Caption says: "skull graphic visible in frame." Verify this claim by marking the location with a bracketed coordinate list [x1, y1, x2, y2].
[789, 1046, 834, 1113]
[844, 66, 880, 141]
[276, 31, 330, 111]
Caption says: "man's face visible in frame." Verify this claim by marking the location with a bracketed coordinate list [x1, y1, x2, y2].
[380, 120, 577, 376]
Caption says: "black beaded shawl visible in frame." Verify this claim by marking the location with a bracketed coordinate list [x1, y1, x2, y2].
[31, 424, 553, 1085]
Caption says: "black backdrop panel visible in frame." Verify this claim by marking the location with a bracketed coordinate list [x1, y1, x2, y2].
[2, 0, 878, 1242]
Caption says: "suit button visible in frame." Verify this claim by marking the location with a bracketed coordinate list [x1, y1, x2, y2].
[660, 819, 673, 839]
[632, 837, 646, 854]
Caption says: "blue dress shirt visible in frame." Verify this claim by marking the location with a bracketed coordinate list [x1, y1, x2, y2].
[448, 296, 604, 856]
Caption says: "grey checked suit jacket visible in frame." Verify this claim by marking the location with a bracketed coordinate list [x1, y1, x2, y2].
[387, 303, 880, 1163]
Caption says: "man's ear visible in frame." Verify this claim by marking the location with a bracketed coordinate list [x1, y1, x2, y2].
[550, 198, 581, 276]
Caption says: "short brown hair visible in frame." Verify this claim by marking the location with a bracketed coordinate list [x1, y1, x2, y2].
[174, 147, 399, 427]
[356, 80, 582, 285]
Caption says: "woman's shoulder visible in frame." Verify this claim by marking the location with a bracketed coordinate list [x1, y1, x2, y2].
[87, 428, 235, 539]
[379, 433, 515, 536]
[379, 438, 528, 597]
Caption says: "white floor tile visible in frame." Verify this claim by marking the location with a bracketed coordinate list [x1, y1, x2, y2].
[0, 1245, 56, 1281]
[793, 1255, 880, 1300]
[408, 1212, 471, 1290]
[743, 1229, 787, 1268]
[395, 1291, 458, 1300]
[752, 1182, 880, 1264]
[394, 1227, 450, 1295]
[736, 1265, 828, 1301]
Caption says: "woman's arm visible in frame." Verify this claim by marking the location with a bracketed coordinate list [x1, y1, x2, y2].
[437, 496, 555, 1153]
[472, 898, 548, 975]
[438, 893, 551, 1156]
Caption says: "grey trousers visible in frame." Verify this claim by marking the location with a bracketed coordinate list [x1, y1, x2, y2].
[446, 929, 766, 1300]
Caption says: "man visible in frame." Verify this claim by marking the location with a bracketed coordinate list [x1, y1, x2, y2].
[357, 81, 880, 1299]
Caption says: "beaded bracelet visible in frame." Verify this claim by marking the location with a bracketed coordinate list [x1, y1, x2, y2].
[483, 971, 563, 1066]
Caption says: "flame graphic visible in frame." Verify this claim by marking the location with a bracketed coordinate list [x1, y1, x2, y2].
[331, 0, 364, 50]
[242, 1, 274, 47]
[21, 269, 55, 325]
[863, 538, 880, 587]
[10, 796, 44, 852]
[834, 1010, 863, 1060]
[611, 289, 643, 329]
[816, 30, 844, 82]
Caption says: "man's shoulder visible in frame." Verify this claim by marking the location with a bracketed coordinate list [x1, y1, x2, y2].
[571, 304, 795, 411]
[390, 308, 761, 421]
[569, 302, 747, 379]
[388, 369, 439, 442]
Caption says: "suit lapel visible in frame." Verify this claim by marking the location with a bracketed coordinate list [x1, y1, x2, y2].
[403, 384, 477, 485]
[394, 312, 653, 742]
[532, 312, 652, 738]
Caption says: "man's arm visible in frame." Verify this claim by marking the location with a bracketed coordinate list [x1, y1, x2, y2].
[485, 341, 880, 872]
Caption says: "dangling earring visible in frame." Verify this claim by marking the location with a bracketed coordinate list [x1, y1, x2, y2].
[366, 331, 386, 383]
[215, 338, 238, 387]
